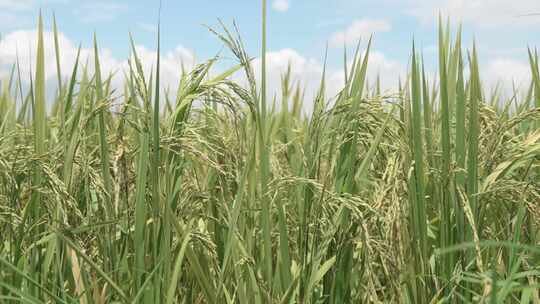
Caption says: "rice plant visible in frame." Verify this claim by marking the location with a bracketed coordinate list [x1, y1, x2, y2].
[0, 1, 539, 303]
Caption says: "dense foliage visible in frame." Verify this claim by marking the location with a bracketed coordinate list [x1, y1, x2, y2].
[0, 6, 539, 304]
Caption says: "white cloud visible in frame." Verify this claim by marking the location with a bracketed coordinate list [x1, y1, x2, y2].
[272, 0, 289, 12]
[241, 48, 336, 114]
[246, 48, 403, 114]
[367, 51, 405, 89]
[484, 58, 530, 93]
[252, 49, 329, 102]
[0, 29, 403, 114]
[0, 29, 196, 100]
[0, 30, 121, 82]
[330, 19, 391, 47]
[132, 45, 196, 90]
[409, 0, 540, 27]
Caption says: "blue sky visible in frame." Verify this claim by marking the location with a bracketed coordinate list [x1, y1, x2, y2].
[1, 0, 540, 100]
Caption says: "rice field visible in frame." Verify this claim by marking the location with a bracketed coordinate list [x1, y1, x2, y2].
[0, 1, 539, 303]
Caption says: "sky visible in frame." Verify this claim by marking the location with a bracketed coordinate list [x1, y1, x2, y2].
[1, 0, 539, 103]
